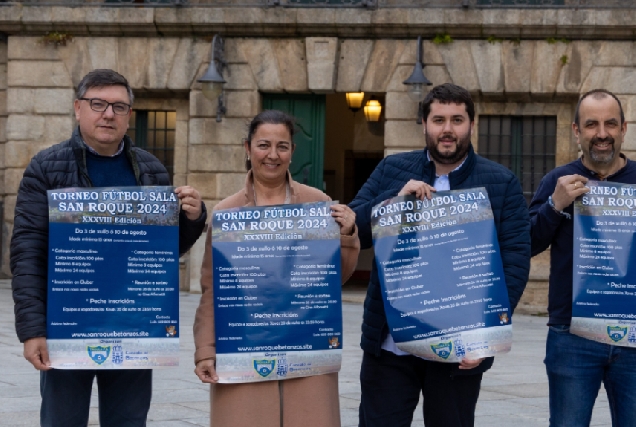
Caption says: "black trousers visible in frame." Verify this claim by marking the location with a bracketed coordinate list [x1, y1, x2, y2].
[40, 369, 152, 427]
[359, 350, 482, 427]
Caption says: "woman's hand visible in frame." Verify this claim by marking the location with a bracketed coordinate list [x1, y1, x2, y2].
[175, 186, 203, 221]
[194, 358, 219, 384]
[331, 204, 356, 236]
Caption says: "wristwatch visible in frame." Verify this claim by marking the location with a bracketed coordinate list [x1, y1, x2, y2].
[548, 196, 572, 220]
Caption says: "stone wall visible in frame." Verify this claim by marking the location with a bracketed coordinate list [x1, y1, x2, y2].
[385, 39, 636, 158]
[219, 37, 636, 158]
[4, 32, 636, 307]
[0, 36, 219, 283]
[1, 6, 636, 40]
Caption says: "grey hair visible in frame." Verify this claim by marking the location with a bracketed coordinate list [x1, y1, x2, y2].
[76, 69, 134, 105]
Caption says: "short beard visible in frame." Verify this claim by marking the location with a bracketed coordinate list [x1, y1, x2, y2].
[588, 136, 615, 164]
[426, 131, 471, 165]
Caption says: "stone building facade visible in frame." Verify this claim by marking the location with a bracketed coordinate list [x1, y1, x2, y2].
[1, 4, 636, 313]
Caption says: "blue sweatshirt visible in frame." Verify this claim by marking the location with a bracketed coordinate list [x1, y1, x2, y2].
[85, 149, 137, 187]
[529, 156, 636, 325]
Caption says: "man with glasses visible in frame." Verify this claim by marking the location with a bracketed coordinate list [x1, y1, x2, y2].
[11, 69, 207, 426]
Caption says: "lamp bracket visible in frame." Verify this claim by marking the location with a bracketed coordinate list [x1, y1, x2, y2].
[361, 0, 378, 8]
[216, 93, 227, 123]
[213, 35, 228, 77]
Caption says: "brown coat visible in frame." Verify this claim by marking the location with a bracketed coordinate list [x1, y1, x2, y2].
[193, 172, 360, 427]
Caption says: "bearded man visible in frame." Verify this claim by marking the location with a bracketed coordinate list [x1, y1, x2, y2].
[530, 89, 636, 427]
[349, 83, 530, 427]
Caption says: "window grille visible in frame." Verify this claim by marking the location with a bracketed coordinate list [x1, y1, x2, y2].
[478, 115, 556, 204]
[128, 110, 177, 182]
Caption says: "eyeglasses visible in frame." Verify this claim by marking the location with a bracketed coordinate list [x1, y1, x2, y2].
[79, 98, 131, 115]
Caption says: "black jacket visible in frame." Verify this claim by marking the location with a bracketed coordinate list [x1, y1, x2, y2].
[349, 146, 530, 375]
[11, 127, 207, 343]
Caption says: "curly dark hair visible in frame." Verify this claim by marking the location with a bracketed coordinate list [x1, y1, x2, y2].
[420, 83, 474, 123]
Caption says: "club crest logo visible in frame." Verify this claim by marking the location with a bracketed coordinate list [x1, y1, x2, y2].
[254, 359, 276, 377]
[607, 326, 628, 342]
[499, 312, 509, 324]
[112, 345, 123, 365]
[328, 336, 340, 348]
[87, 345, 111, 365]
[431, 342, 453, 360]
[165, 325, 177, 337]
[453, 338, 466, 358]
[276, 356, 288, 377]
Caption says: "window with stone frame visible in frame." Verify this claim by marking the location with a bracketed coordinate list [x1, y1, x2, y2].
[478, 115, 557, 204]
[127, 110, 176, 183]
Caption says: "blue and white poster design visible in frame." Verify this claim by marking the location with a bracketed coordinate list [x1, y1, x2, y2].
[572, 181, 636, 347]
[212, 201, 343, 383]
[47, 186, 180, 369]
[372, 190, 512, 362]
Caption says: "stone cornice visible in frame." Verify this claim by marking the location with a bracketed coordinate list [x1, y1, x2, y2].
[0, 6, 635, 39]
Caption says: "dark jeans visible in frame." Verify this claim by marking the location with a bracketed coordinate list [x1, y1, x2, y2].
[545, 325, 636, 427]
[40, 369, 152, 427]
[359, 350, 482, 427]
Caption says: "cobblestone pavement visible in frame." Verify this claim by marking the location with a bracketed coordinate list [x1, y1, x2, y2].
[0, 280, 611, 426]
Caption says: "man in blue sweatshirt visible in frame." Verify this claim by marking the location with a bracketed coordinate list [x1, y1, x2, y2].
[530, 89, 636, 427]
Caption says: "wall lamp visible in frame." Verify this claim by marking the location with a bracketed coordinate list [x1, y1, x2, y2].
[403, 36, 432, 124]
[364, 97, 382, 122]
[198, 34, 227, 122]
[345, 92, 365, 113]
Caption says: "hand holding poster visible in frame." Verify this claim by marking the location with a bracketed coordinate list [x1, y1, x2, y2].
[371, 189, 512, 362]
[212, 201, 343, 383]
[47, 186, 180, 369]
[572, 181, 636, 346]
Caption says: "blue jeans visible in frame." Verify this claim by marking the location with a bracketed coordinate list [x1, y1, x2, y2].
[40, 369, 152, 427]
[545, 325, 636, 427]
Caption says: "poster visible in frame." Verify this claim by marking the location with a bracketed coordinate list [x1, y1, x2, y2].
[371, 190, 512, 362]
[572, 181, 636, 346]
[212, 201, 343, 383]
[47, 186, 180, 368]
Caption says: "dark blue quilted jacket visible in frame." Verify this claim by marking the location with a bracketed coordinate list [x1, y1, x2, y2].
[349, 146, 530, 375]
[11, 127, 207, 343]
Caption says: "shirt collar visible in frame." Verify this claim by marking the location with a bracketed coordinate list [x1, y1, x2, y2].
[579, 153, 628, 181]
[82, 139, 125, 157]
[426, 150, 467, 177]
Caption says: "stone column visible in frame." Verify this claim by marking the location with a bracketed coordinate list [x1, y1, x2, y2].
[3, 37, 75, 277]
[187, 37, 260, 293]
[383, 40, 449, 155]
[621, 95, 636, 160]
